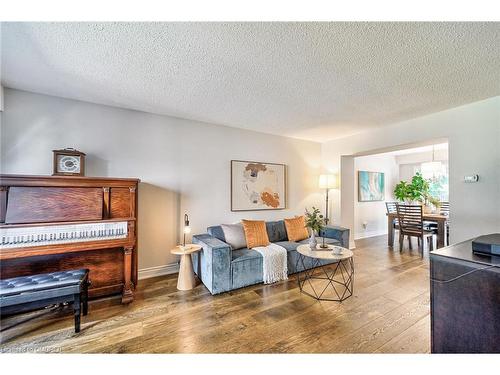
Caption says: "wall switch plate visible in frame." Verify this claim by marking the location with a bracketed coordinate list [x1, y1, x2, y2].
[464, 175, 479, 183]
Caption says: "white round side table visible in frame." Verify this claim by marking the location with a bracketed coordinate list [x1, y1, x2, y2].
[170, 244, 202, 290]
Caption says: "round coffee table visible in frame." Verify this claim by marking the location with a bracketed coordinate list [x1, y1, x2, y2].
[170, 244, 202, 290]
[296, 244, 354, 302]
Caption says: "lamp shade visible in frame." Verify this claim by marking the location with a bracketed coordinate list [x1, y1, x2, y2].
[319, 174, 337, 189]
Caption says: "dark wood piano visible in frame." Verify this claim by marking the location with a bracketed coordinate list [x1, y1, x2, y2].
[0, 174, 139, 303]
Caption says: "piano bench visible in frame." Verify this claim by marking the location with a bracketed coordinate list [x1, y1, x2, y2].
[0, 269, 90, 333]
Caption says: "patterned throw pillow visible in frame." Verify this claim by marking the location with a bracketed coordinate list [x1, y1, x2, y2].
[284, 216, 309, 242]
[241, 220, 270, 249]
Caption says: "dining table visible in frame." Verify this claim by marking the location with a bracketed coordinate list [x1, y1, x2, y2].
[386, 212, 449, 249]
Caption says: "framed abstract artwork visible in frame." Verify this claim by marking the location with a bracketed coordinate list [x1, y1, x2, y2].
[231, 160, 286, 211]
[358, 171, 385, 202]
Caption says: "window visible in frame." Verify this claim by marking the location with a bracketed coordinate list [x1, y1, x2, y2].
[415, 162, 449, 202]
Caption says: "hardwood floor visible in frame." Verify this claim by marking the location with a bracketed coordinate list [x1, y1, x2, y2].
[0, 235, 431, 353]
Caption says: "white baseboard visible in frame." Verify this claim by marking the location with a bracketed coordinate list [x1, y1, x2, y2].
[354, 230, 388, 240]
[138, 263, 179, 280]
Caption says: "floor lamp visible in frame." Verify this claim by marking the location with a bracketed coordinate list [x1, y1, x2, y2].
[318, 174, 337, 248]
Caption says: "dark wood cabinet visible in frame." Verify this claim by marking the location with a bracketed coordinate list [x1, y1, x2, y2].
[430, 240, 500, 353]
[0, 174, 140, 303]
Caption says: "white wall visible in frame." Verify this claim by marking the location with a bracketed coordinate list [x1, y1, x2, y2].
[322, 96, 500, 246]
[398, 163, 418, 184]
[395, 148, 448, 166]
[354, 154, 398, 240]
[0, 89, 323, 274]
[0, 85, 4, 111]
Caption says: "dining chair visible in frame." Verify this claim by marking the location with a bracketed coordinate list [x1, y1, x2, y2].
[426, 201, 450, 246]
[441, 202, 450, 245]
[385, 202, 399, 247]
[396, 203, 437, 257]
[440, 202, 450, 215]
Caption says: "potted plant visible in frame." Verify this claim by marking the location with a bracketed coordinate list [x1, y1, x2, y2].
[304, 207, 325, 250]
[393, 172, 440, 213]
[424, 195, 441, 213]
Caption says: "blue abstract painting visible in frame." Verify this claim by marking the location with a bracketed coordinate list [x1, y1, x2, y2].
[358, 171, 385, 201]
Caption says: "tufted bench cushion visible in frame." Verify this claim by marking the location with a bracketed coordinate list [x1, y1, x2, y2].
[0, 269, 90, 333]
[0, 270, 89, 298]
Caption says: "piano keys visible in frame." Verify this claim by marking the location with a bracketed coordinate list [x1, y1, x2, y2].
[0, 174, 139, 303]
[1, 220, 128, 248]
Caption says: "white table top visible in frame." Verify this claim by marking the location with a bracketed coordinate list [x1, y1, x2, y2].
[170, 244, 202, 255]
[296, 244, 353, 261]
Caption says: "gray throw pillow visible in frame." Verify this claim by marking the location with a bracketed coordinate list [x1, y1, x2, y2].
[221, 223, 247, 250]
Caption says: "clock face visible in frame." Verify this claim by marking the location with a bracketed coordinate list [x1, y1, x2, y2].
[57, 155, 81, 173]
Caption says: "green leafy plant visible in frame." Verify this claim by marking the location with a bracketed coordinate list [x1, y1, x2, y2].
[394, 172, 437, 205]
[394, 180, 411, 202]
[427, 195, 441, 209]
[410, 173, 429, 201]
[304, 207, 324, 234]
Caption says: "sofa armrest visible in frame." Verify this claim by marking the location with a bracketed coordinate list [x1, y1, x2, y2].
[192, 234, 232, 294]
[320, 225, 350, 248]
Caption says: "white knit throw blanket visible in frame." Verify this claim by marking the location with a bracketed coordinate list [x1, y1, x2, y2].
[253, 243, 288, 284]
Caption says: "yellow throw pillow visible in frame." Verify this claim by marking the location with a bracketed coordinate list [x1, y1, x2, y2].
[284, 216, 309, 242]
[241, 220, 270, 249]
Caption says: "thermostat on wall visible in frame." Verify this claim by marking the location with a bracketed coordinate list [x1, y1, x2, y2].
[464, 175, 479, 183]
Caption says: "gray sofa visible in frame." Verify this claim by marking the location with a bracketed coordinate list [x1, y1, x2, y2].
[192, 220, 349, 295]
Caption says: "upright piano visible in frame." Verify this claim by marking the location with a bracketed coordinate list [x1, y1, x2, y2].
[0, 174, 139, 303]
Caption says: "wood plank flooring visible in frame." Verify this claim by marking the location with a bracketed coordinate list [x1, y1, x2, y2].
[0, 235, 431, 353]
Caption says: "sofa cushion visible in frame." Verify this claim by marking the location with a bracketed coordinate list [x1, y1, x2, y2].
[242, 220, 270, 248]
[230, 240, 341, 290]
[266, 220, 288, 242]
[221, 223, 246, 250]
[274, 241, 301, 252]
[231, 250, 263, 290]
[284, 216, 309, 242]
[231, 239, 340, 260]
[231, 248, 262, 262]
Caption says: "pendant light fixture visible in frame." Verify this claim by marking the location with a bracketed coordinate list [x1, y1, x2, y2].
[421, 145, 443, 179]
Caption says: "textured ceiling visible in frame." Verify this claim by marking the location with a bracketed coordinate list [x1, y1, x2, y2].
[1, 22, 499, 141]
